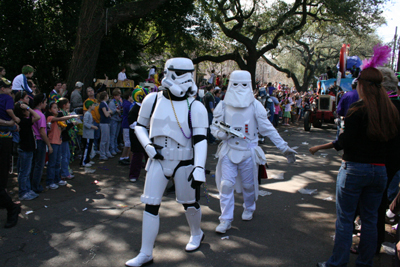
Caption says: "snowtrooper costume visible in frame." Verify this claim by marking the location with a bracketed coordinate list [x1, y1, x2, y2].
[211, 70, 296, 233]
[125, 58, 208, 267]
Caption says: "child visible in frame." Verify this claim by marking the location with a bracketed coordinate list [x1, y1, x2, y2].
[46, 101, 79, 189]
[14, 102, 40, 200]
[81, 100, 98, 167]
[109, 88, 123, 155]
[31, 93, 53, 193]
[57, 98, 79, 180]
[0, 78, 19, 132]
[120, 91, 133, 165]
[98, 91, 113, 160]
[283, 99, 293, 126]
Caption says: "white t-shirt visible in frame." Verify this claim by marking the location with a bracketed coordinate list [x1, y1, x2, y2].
[12, 74, 32, 93]
[118, 72, 127, 81]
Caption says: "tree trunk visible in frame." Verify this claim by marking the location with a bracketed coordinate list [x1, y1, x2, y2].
[67, 0, 167, 95]
[67, 0, 105, 93]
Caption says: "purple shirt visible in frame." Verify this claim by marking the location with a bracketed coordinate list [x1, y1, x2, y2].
[268, 86, 276, 96]
[336, 90, 359, 117]
[33, 109, 47, 140]
[0, 94, 14, 121]
[121, 100, 132, 129]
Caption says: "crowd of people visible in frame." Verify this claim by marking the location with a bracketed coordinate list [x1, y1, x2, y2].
[1, 54, 400, 267]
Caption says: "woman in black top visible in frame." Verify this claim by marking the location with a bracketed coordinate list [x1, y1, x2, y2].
[320, 67, 400, 267]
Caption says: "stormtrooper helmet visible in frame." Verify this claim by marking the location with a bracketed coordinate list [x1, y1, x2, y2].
[224, 70, 254, 108]
[161, 58, 197, 97]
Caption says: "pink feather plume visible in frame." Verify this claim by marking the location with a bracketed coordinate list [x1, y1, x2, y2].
[361, 44, 391, 70]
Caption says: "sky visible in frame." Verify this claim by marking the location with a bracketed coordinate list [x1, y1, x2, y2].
[377, 0, 400, 43]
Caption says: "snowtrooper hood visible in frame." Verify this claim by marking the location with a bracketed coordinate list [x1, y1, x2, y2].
[224, 70, 254, 108]
[161, 58, 197, 97]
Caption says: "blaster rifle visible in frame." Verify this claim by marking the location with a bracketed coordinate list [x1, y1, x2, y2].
[213, 121, 247, 140]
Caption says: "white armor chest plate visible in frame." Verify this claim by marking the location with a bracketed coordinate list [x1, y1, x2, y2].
[224, 104, 257, 163]
[149, 96, 192, 148]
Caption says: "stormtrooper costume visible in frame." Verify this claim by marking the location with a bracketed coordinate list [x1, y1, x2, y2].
[211, 70, 296, 233]
[125, 58, 208, 267]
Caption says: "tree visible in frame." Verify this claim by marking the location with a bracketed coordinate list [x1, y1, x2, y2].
[191, 0, 386, 88]
[67, 0, 169, 90]
[263, 23, 382, 91]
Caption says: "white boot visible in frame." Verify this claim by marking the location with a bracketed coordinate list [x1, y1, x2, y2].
[184, 207, 204, 252]
[125, 211, 159, 267]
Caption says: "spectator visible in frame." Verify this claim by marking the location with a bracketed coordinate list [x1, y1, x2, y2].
[318, 66, 400, 267]
[208, 70, 216, 85]
[14, 102, 40, 200]
[81, 100, 98, 167]
[83, 86, 101, 152]
[98, 91, 113, 160]
[31, 93, 53, 194]
[120, 90, 134, 165]
[57, 98, 78, 180]
[109, 88, 123, 155]
[204, 86, 216, 144]
[12, 65, 34, 97]
[118, 67, 128, 81]
[49, 81, 62, 102]
[128, 87, 149, 182]
[70, 81, 84, 111]
[326, 66, 334, 79]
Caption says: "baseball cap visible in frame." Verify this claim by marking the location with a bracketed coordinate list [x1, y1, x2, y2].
[75, 81, 84, 88]
[0, 78, 12, 88]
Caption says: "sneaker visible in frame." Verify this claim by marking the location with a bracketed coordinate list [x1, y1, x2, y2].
[130, 178, 137, 183]
[29, 190, 39, 197]
[81, 163, 92, 167]
[46, 183, 59, 190]
[62, 175, 74, 180]
[58, 180, 67, 186]
[316, 262, 327, 267]
[242, 209, 254, 221]
[115, 149, 122, 153]
[89, 161, 95, 165]
[106, 153, 114, 158]
[19, 192, 36, 201]
[215, 220, 231, 234]
[99, 157, 108, 161]
[119, 159, 130, 165]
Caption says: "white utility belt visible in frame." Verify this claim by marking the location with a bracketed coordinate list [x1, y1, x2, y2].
[160, 147, 193, 161]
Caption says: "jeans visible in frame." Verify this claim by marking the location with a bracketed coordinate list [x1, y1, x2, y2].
[31, 139, 46, 193]
[207, 113, 215, 143]
[17, 149, 33, 197]
[109, 119, 121, 153]
[60, 141, 71, 177]
[326, 161, 387, 267]
[46, 144, 61, 185]
[388, 170, 400, 202]
[93, 121, 101, 151]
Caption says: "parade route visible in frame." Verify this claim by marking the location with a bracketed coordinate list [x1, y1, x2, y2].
[0, 124, 395, 267]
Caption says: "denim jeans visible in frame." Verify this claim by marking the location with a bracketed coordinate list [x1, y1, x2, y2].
[207, 112, 215, 143]
[31, 139, 46, 193]
[387, 170, 400, 202]
[93, 121, 101, 151]
[17, 149, 34, 197]
[326, 161, 387, 267]
[46, 144, 61, 185]
[109, 119, 121, 153]
[60, 141, 71, 177]
[100, 123, 110, 158]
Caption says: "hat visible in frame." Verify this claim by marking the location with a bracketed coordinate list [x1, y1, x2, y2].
[0, 78, 12, 88]
[75, 81, 84, 88]
[214, 86, 220, 90]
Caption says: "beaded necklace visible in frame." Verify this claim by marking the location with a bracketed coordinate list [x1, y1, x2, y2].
[167, 90, 192, 139]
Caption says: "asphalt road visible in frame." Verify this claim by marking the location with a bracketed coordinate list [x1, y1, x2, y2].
[0, 123, 396, 266]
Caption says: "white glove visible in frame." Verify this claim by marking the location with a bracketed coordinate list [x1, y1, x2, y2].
[283, 146, 297, 164]
[145, 144, 164, 160]
[188, 167, 205, 189]
[216, 130, 229, 140]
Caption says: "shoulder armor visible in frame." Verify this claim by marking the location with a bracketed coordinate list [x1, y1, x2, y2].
[190, 100, 208, 128]
[137, 92, 159, 120]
